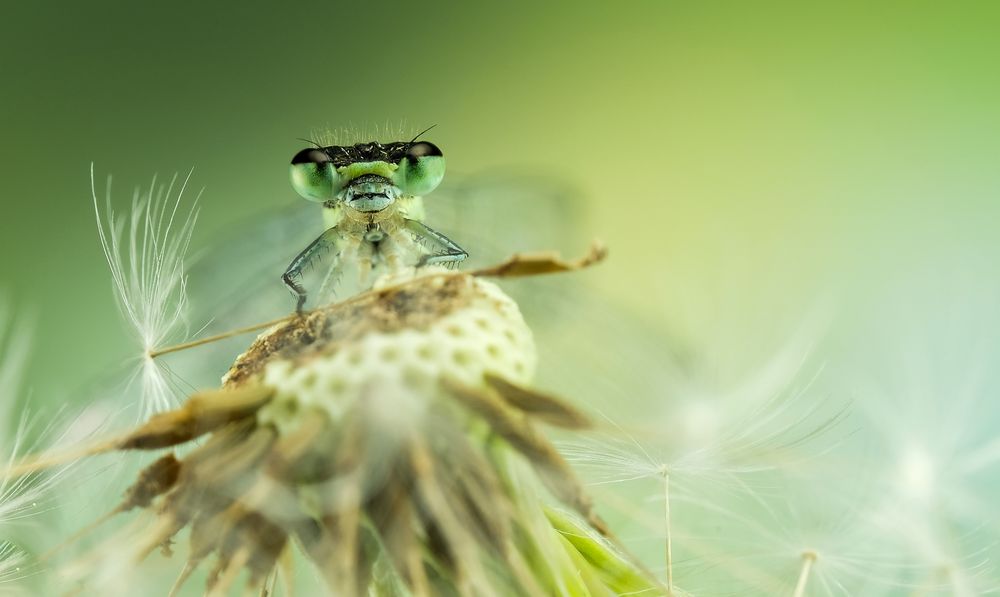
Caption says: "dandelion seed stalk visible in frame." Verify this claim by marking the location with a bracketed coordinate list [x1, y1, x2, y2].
[146, 314, 297, 359]
[663, 468, 674, 595]
[793, 549, 818, 597]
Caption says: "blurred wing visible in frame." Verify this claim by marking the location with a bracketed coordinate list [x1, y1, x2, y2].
[185, 199, 323, 331]
[426, 173, 695, 415]
[180, 173, 689, 407]
[186, 171, 592, 329]
[425, 170, 589, 268]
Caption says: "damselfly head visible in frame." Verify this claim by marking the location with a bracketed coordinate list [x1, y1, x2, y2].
[289, 140, 445, 209]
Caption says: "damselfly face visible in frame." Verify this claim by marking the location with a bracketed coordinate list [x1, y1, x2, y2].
[282, 139, 465, 313]
[289, 140, 446, 210]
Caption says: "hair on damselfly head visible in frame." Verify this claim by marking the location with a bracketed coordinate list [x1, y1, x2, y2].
[308, 119, 413, 149]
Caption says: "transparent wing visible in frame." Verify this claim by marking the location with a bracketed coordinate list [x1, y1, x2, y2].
[426, 170, 589, 269]
[179, 172, 681, 402]
[424, 171, 615, 338]
[185, 199, 323, 330]
[185, 171, 592, 327]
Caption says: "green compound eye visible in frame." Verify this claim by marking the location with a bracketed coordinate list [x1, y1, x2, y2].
[290, 148, 340, 202]
[393, 141, 445, 196]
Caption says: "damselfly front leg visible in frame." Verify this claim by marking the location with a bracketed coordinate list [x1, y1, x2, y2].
[355, 232, 377, 287]
[406, 219, 468, 268]
[282, 227, 341, 314]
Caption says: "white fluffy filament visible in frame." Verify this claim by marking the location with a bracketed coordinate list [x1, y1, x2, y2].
[90, 165, 201, 416]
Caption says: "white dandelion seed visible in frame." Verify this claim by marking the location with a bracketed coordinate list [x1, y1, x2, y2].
[0, 541, 27, 589]
[561, 332, 850, 595]
[694, 484, 934, 596]
[0, 298, 30, 424]
[798, 267, 1000, 596]
[0, 304, 67, 526]
[0, 305, 86, 593]
[90, 164, 201, 417]
[0, 307, 32, 592]
[853, 381, 1000, 595]
[0, 413, 75, 526]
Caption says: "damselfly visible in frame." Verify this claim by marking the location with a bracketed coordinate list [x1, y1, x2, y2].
[284, 134, 467, 312]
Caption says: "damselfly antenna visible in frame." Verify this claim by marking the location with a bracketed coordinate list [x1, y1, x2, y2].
[409, 124, 438, 144]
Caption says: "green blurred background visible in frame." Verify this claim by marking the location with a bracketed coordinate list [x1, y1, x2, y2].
[4, 2, 1000, 593]
[2, 0, 999, 435]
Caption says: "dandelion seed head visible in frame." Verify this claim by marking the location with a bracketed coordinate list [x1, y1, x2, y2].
[43, 265, 657, 596]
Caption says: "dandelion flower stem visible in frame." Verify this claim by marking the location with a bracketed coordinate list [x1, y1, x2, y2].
[793, 550, 818, 597]
[662, 469, 674, 595]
